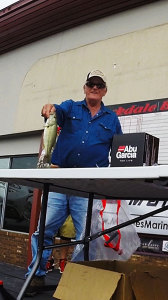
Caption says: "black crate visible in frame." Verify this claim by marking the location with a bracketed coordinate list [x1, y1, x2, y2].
[111, 132, 159, 167]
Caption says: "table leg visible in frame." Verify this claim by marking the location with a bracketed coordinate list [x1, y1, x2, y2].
[84, 192, 94, 261]
[17, 183, 49, 300]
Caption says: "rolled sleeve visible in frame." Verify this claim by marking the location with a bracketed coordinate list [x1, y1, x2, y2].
[54, 100, 73, 127]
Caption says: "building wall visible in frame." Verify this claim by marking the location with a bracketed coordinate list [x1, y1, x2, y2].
[1, 0, 168, 267]
[0, 0, 168, 137]
[0, 230, 74, 268]
[0, 230, 29, 267]
[0, 133, 42, 156]
[16, 22, 168, 132]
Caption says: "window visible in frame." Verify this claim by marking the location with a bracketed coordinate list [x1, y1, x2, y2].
[0, 158, 10, 226]
[0, 155, 38, 233]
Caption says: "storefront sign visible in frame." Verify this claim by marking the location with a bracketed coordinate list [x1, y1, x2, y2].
[109, 98, 168, 116]
[127, 200, 168, 235]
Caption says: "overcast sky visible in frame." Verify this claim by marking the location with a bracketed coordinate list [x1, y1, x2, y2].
[0, 0, 19, 10]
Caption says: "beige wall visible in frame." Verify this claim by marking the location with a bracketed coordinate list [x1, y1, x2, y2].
[15, 22, 168, 132]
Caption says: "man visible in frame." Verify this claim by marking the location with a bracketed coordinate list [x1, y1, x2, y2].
[26, 70, 122, 296]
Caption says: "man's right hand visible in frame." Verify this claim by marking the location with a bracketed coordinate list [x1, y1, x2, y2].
[41, 104, 56, 119]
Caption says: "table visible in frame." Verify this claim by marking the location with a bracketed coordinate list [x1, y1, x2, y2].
[1, 165, 168, 199]
[0, 165, 168, 299]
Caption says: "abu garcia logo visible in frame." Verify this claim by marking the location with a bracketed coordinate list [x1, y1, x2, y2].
[116, 145, 137, 159]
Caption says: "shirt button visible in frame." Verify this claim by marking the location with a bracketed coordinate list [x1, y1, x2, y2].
[73, 116, 75, 119]
[78, 153, 80, 156]
[82, 141, 85, 143]
[86, 131, 88, 133]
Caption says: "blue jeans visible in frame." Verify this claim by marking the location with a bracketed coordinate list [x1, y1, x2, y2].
[26, 192, 88, 277]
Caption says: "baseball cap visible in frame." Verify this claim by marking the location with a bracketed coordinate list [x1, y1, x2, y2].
[86, 70, 107, 84]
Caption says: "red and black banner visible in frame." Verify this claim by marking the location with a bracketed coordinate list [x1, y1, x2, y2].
[108, 98, 168, 116]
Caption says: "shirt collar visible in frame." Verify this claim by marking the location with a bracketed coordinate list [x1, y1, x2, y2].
[81, 99, 110, 114]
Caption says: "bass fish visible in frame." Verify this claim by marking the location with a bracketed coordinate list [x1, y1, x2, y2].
[37, 112, 57, 168]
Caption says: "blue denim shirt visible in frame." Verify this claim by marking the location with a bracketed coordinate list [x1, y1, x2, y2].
[51, 99, 122, 167]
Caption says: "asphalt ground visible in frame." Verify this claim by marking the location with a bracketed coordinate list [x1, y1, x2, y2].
[0, 261, 61, 299]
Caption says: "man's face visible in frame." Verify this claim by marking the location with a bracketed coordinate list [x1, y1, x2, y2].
[83, 77, 107, 106]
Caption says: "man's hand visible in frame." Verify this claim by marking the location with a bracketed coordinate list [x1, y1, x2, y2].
[41, 104, 56, 119]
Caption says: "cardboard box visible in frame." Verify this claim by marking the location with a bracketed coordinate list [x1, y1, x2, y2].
[53, 260, 168, 300]
[111, 132, 159, 167]
[53, 262, 126, 300]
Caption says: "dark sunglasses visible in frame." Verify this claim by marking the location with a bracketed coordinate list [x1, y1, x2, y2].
[86, 82, 106, 89]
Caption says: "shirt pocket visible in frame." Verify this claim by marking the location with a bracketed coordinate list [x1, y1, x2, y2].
[97, 122, 114, 143]
[66, 107, 82, 133]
